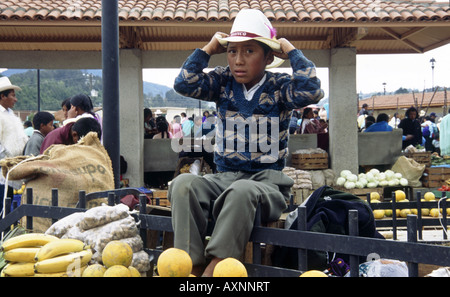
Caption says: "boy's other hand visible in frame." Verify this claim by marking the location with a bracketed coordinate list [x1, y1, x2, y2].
[274, 38, 295, 60]
[202, 32, 228, 56]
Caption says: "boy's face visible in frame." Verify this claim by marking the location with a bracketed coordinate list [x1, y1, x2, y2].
[227, 40, 274, 90]
[40, 121, 54, 137]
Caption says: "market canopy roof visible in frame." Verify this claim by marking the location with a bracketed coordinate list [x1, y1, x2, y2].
[0, 0, 449, 54]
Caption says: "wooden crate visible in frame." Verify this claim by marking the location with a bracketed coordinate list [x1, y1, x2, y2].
[421, 166, 450, 188]
[334, 186, 384, 201]
[405, 152, 431, 167]
[291, 152, 328, 170]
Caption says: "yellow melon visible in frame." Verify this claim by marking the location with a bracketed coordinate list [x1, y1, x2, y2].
[101, 241, 133, 268]
[103, 265, 132, 277]
[213, 257, 248, 277]
[82, 264, 106, 277]
[128, 266, 141, 277]
[157, 248, 192, 277]
[395, 190, 406, 202]
[300, 270, 328, 277]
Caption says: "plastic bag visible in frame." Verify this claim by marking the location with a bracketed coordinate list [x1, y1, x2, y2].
[83, 216, 138, 253]
[131, 250, 152, 273]
[45, 212, 85, 238]
[79, 203, 130, 231]
[352, 259, 408, 277]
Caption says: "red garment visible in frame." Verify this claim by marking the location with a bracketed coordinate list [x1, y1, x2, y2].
[39, 122, 75, 154]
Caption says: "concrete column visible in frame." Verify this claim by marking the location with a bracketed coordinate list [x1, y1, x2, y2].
[328, 48, 358, 175]
[119, 49, 144, 187]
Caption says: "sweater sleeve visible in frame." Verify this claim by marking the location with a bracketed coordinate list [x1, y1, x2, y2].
[278, 49, 324, 110]
[173, 48, 226, 103]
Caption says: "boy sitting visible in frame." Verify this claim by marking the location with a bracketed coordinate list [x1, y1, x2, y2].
[169, 9, 324, 276]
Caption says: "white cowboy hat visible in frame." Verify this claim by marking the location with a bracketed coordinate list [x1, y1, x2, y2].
[0, 77, 21, 93]
[215, 9, 284, 69]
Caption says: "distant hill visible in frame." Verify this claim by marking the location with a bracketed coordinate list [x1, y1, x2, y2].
[0, 69, 210, 110]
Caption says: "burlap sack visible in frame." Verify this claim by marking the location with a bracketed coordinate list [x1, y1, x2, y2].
[0, 132, 114, 232]
[391, 156, 425, 187]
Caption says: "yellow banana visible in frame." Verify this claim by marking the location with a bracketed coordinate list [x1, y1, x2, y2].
[35, 238, 87, 262]
[34, 249, 92, 274]
[34, 265, 87, 277]
[3, 247, 40, 263]
[2, 262, 35, 277]
[1, 233, 58, 252]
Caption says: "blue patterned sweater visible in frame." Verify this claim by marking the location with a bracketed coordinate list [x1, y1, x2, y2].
[174, 48, 324, 172]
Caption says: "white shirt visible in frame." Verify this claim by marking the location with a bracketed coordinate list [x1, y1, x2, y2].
[0, 105, 13, 156]
[242, 74, 266, 101]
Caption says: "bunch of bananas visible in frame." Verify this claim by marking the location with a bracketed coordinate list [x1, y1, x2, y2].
[34, 238, 92, 277]
[0, 233, 92, 277]
[0, 233, 58, 277]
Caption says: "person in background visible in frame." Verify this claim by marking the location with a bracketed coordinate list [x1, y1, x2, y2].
[23, 120, 33, 137]
[398, 106, 422, 149]
[388, 112, 400, 129]
[171, 115, 183, 138]
[144, 108, 157, 138]
[359, 103, 368, 116]
[152, 115, 172, 139]
[298, 107, 327, 134]
[364, 113, 393, 132]
[64, 94, 101, 126]
[40, 117, 102, 153]
[0, 77, 29, 213]
[61, 97, 72, 120]
[439, 109, 450, 156]
[23, 111, 55, 156]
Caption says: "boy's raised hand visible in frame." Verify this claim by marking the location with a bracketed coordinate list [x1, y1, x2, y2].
[202, 32, 228, 56]
[274, 38, 296, 60]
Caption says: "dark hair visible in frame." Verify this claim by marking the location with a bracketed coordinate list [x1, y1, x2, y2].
[70, 94, 95, 117]
[33, 111, 54, 129]
[61, 97, 71, 110]
[302, 108, 313, 120]
[0, 89, 13, 99]
[405, 106, 418, 118]
[376, 113, 389, 123]
[24, 120, 32, 128]
[72, 117, 102, 140]
[155, 115, 170, 138]
[144, 108, 152, 118]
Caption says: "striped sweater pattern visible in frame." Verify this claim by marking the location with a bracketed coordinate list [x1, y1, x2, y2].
[174, 48, 324, 172]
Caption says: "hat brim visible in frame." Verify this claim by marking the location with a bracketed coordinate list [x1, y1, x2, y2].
[0, 85, 21, 93]
[216, 34, 285, 69]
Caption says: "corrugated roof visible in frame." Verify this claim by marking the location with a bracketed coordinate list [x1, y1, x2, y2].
[359, 90, 449, 110]
[0, 0, 449, 53]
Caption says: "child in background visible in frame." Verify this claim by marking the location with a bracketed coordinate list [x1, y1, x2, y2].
[40, 117, 102, 153]
[23, 111, 55, 156]
[169, 9, 324, 276]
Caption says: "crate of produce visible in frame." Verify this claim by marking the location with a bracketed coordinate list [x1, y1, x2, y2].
[405, 152, 431, 167]
[291, 150, 328, 170]
[421, 166, 450, 188]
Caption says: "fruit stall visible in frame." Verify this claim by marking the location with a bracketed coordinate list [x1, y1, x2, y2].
[0, 185, 450, 278]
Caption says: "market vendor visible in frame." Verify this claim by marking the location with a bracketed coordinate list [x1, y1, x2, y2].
[398, 106, 422, 149]
[0, 77, 29, 213]
[168, 9, 324, 276]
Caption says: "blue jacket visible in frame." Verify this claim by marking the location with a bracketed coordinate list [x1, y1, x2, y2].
[364, 121, 393, 133]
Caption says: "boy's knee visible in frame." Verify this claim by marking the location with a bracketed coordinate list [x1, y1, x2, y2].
[168, 173, 201, 202]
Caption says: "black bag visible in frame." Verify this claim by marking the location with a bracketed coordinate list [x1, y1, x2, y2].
[272, 186, 384, 271]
